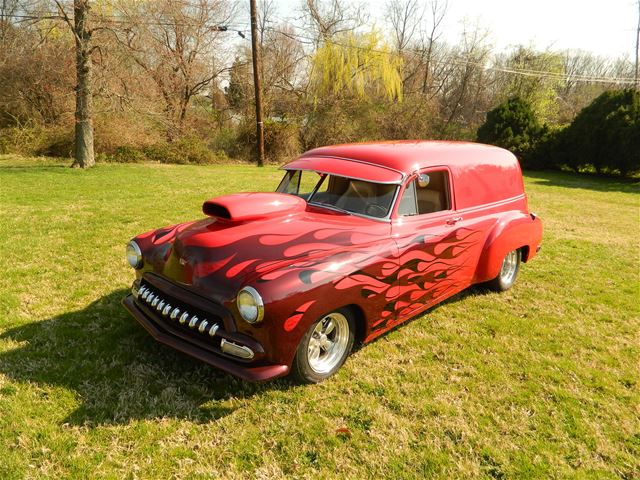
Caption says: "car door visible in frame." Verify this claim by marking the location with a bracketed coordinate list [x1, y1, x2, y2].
[389, 167, 480, 321]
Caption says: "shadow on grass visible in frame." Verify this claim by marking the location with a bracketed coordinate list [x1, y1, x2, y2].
[524, 169, 640, 194]
[0, 289, 291, 426]
[354, 285, 487, 352]
[0, 284, 497, 426]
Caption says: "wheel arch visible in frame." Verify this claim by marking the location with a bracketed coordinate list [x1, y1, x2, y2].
[342, 304, 367, 345]
[473, 212, 539, 283]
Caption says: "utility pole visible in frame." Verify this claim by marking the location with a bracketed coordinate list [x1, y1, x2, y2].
[249, 0, 265, 167]
[635, 0, 639, 89]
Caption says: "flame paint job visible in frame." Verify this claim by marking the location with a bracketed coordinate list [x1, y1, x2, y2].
[125, 141, 543, 381]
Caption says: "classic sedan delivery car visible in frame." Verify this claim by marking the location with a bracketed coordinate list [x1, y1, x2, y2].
[123, 141, 542, 383]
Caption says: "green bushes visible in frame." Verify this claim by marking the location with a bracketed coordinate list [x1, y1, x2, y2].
[477, 90, 640, 177]
[0, 125, 73, 157]
[106, 137, 228, 164]
[476, 97, 547, 166]
[555, 89, 639, 176]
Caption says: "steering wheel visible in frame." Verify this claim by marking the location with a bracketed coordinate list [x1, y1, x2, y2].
[365, 204, 387, 217]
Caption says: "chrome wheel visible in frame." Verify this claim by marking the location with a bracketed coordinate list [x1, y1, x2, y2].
[307, 312, 350, 374]
[499, 250, 519, 286]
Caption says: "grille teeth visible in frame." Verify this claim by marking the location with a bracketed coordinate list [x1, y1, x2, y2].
[139, 284, 222, 341]
[208, 323, 219, 337]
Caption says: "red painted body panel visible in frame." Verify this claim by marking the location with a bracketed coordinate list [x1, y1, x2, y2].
[203, 192, 306, 222]
[124, 141, 543, 381]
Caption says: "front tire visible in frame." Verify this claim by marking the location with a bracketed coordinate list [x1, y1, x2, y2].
[291, 308, 355, 383]
[486, 249, 521, 292]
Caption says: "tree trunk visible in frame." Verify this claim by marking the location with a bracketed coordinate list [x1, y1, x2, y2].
[72, 0, 95, 168]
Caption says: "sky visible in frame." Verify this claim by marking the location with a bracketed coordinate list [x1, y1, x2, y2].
[271, 0, 639, 60]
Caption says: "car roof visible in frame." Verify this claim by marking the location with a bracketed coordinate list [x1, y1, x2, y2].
[296, 140, 514, 175]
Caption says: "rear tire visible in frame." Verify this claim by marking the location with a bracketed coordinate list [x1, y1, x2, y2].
[486, 249, 521, 292]
[291, 308, 355, 384]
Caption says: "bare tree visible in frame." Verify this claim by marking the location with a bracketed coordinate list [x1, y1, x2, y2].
[302, 0, 367, 44]
[387, 0, 424, 54]
[53, 0, 95, 167]
[419, 0, 447, 96]
[0, 0, 19, 43]
[115, 0, 236, 139]
[385, 0, 447, 97]
[438, 22, 491, 135]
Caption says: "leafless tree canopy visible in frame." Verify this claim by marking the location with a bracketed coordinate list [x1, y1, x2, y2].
[0, 0, 634, 162]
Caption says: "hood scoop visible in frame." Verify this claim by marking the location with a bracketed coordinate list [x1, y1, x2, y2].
[203, 192, 306, 222]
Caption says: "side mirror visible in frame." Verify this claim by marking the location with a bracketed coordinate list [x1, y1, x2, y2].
[417, 173, 430, 188]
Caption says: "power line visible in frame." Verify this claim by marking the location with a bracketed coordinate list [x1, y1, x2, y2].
[265, 26, 636, 85]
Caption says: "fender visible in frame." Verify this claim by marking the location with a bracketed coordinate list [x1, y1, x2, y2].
[473, 211, 543, 283]
[257, 239, 399, 365]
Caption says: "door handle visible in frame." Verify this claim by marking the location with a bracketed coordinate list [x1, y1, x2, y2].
[446, 216, 463, 225]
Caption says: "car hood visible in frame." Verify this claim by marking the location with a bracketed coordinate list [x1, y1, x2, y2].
[138, 193, 391, 299]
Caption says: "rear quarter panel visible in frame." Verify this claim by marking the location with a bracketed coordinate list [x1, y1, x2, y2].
[473, 212, 543, 283]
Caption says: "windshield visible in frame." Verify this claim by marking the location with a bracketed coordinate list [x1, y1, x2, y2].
[276, 170, 397, 219]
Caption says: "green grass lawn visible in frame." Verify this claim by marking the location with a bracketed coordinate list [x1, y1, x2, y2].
[0, 155, 638, 479]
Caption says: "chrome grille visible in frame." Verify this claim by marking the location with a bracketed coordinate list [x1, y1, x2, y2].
[135, 284, 221, 339]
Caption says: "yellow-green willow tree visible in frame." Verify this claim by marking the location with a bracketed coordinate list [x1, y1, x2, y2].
[310, 31, 403, 102]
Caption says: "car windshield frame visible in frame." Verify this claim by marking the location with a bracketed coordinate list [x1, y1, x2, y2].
[277, 169, 400, 221]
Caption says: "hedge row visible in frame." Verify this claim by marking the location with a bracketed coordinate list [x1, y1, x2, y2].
[477, 89, 640, 177]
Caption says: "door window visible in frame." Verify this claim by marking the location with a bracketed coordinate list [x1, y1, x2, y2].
[398, 170, 451, 216]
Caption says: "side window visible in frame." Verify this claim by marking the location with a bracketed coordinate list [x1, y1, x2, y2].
[397, 179, 418, 216]
[278, 170, 322, 199]
[298, 171, 321, 197]
[399, 170, 451, 216]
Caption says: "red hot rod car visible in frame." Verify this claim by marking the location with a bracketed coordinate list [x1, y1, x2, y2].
[123, 141, 543, 383]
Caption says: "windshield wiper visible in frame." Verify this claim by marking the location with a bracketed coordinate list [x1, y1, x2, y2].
[308, 201, 352, 215]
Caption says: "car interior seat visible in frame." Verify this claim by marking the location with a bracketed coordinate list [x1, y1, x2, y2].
[336, 180, 376, 214]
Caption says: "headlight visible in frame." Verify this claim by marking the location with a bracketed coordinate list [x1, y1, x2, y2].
[236, 286, 264, 324]
[126, 240, 143, 269]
